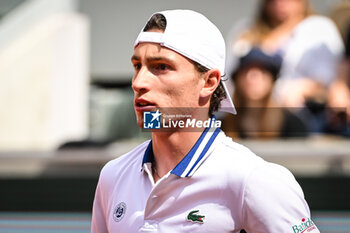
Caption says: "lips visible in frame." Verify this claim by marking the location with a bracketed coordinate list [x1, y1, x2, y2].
[134, 98, 157, 112]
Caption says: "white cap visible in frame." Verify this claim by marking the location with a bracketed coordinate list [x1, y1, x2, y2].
[134, 9, 236, 115]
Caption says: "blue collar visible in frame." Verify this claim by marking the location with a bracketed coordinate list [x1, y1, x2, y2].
[142, 118, 221, 177]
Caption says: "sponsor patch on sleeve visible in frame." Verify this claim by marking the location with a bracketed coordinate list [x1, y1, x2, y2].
[292, 218, 319, 233]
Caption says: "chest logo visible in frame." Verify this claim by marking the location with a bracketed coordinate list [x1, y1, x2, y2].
[113, 202, 126, 222]
[187, 210, 205, 223]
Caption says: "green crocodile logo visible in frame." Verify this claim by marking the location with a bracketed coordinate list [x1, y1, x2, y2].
[187, 210, 205, 223]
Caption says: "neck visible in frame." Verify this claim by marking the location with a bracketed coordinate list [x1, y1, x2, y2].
[151, 130, 202, 180]
[151, 113, 209, 181]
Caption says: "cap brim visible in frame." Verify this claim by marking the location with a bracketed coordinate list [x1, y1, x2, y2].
[218, 81, 237, 115]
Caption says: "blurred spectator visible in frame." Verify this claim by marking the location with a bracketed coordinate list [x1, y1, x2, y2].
[330, 0, 350, 42]
[222, 47, 308, 139]
[326, 73, 350, 136]
[326, 3, 350, 136]
[226, 0, 344, 109]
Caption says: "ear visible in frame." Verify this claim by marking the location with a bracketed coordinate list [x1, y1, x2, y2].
[200, 69, 221, 98]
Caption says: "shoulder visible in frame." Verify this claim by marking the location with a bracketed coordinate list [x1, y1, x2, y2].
[213, 133, 315, 231]
[290, 15, 344, 58]
[98, 140, 150, 187]
[302, 15, 335, 25]
[244, 160, 303, 198]
[215, 133, 263, 165]
[211, 133, 266, 185]
[241, 157, 313, 232]
[215, 134, 300, 189]
[213, 133, 300, 182]
[295, 15, 340, 37]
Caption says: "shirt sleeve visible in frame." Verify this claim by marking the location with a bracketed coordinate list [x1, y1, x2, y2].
[91, 172, 109, 233]
[241, 162, 320, 233]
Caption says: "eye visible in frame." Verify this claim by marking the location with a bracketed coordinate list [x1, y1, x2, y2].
[158, 64, 168, 70]
[133, 63, 141, 71]
[155, 63, 171, 71]
[148, 61, 174, 75]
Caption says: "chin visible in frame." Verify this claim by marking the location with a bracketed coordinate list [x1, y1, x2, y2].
[137, 120, 143, 128]
[136, 116, 143, 128]
[134, 111, 143, 128]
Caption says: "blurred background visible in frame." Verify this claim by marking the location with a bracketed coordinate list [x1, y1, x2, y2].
[0, 0, 349, 232]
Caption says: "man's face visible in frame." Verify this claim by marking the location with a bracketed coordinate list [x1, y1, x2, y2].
[131, 42, 204, 128]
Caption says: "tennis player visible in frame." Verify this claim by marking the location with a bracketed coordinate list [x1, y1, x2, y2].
[91, 9, 319, 233]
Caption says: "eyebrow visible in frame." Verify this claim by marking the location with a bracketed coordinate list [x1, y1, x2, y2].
[131, 55, 175, 64]
[131, 55, 140, 61]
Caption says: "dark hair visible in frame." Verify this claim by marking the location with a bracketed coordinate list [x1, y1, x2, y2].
[193, 63, 226, 116]
[143, 13, 226, 116]
[231, 47, 282, 81]
[143, 13, 167, 32]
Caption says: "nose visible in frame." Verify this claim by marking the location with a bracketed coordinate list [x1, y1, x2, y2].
[132, 67, 151, 94]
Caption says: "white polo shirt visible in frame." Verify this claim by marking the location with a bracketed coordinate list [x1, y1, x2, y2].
[91, 126, 319, 233]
